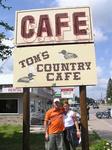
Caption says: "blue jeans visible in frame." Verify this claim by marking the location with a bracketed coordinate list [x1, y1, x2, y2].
[64, 125, 78, 150]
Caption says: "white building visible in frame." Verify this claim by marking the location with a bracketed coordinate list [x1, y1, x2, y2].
[0, 74, 53, 125]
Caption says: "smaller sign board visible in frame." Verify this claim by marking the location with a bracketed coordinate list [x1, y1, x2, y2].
[2, 87, 23, 93]
[61, 87, 74, 98]
[13, 43, 97, 87]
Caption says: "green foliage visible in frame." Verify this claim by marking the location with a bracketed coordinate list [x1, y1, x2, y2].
[0, 0, 12, 9]
[30, 133, 45, 150]
[89, 131, 101, 144]
[90, 140, 108, 150]
[0, 0, 14, 60]
[0, 125, 110, 150]
[0, 41, 12, 60]
[0, 124, 22, 136]
[75, 96, 80, 103]
[0, 125, 22, 150]
[0, 21, 14, 31]
[106, 78, 112, 104]
[75, 96, 95, 105]
[0, 125, 45, 150]
[89, 131, 110, 150]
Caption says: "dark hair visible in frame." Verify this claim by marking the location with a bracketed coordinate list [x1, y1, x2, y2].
[63, 100, 69, 105]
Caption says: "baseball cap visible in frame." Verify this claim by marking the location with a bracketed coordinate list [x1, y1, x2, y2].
[53, 98, 60, 103]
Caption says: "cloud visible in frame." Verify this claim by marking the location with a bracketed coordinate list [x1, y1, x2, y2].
[55, 0, 90, 7]
[94, 28, 108, 42]
[109, 60, 112, 76]
[0, 74, 13, 84]
[85, 65, 108, 99]
[2, 39, 14, 47]
[110, 60, 112, 68]
[56, 0, 112, 39]
[96, 66, 107, 88]
[87, 85, 106, 100]
[54, 0, 111, 100]
[96, 66, 103, 78]
[0, 38, 14, 73]
[87, 76, 108, 99]
[0, 57, 13, 74]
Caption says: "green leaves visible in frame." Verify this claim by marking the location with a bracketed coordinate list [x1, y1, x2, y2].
[106, 78, 112, 104]
[0, 44, 12, 60]
[0, 21, 14, 31]
[0, 0, 12, 10]
[0, 0, 14, 60]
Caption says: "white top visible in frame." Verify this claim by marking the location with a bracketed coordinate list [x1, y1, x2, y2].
[64, 110, 75, 128]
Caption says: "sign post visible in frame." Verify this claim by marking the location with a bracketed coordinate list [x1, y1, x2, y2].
[23, 88, 30, 150]
[80, 86, 89, 150]
[14, 7, 97, 150]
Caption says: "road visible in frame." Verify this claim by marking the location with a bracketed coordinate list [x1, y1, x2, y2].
[88, 105, 112, 143]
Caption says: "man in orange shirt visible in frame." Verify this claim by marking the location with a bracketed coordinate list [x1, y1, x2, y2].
[44, 98, 65, 150]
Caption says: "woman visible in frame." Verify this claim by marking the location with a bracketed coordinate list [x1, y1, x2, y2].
[63, 101, 81, 150]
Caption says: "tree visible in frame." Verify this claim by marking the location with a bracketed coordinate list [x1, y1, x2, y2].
[74, 96, 95, 104]
[0, 0, 14, 60]
[106, 78, 112, 104]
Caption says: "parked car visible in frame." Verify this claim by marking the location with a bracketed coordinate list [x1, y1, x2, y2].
[93, 103, 99, 109]
[96, 108, 112, 119]
[70, 103, 80, 111]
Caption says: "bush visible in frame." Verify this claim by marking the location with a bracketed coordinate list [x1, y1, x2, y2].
[90, 139, 110, 150]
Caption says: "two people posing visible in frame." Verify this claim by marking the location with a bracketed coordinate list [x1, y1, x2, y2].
[44, 98, 81, 150]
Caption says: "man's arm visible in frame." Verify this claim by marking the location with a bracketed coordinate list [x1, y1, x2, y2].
[44, 119, 49, 141]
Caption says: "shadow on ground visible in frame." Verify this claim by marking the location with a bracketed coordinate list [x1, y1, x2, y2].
[0, 132, 45, 150]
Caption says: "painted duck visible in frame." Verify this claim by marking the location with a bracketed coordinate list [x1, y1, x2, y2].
[17, 73, 36, 83]
[59, 50, 78, 59]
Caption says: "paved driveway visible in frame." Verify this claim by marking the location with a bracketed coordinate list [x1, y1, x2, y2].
[88, 107, 112, 143]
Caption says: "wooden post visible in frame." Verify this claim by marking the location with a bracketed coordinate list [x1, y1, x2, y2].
[23, 88, 30, 150]
[79, 86, 89, 150]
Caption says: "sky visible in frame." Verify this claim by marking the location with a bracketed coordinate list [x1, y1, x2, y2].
[0, 0, 112, 100]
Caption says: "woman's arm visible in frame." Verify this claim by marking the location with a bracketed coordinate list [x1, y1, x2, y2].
[73, 113, 81, 137]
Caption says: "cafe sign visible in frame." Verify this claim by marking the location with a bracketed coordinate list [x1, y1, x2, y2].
[13, 43, 97, 87]
[15, 7, 93, 46]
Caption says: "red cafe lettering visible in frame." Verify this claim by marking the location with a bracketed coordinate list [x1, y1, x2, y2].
[21, 12, 87, 40]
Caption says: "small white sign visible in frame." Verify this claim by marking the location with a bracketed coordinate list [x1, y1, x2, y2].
[2, 87, 23, 93]
[61, 88, 74, 98]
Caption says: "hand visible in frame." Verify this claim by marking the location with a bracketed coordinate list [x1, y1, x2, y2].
[76, 130, 81, 138]
[45, 133, 49, 141]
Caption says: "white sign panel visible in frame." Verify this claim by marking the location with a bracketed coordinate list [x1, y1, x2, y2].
[13, 43, 97, 87]
[61, 88, 74, 98]
[15, 7, 93, 46]
[2, 87, 23, 93]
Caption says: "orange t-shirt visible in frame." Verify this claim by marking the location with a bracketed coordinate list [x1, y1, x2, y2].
[44, 107, 65, 134]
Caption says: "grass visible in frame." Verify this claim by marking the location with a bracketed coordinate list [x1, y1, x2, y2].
[0, 125, 109, 150]
[89, 131, 107, 150]
[0, 125, 45, 150]
[0, 125, 22, 150]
